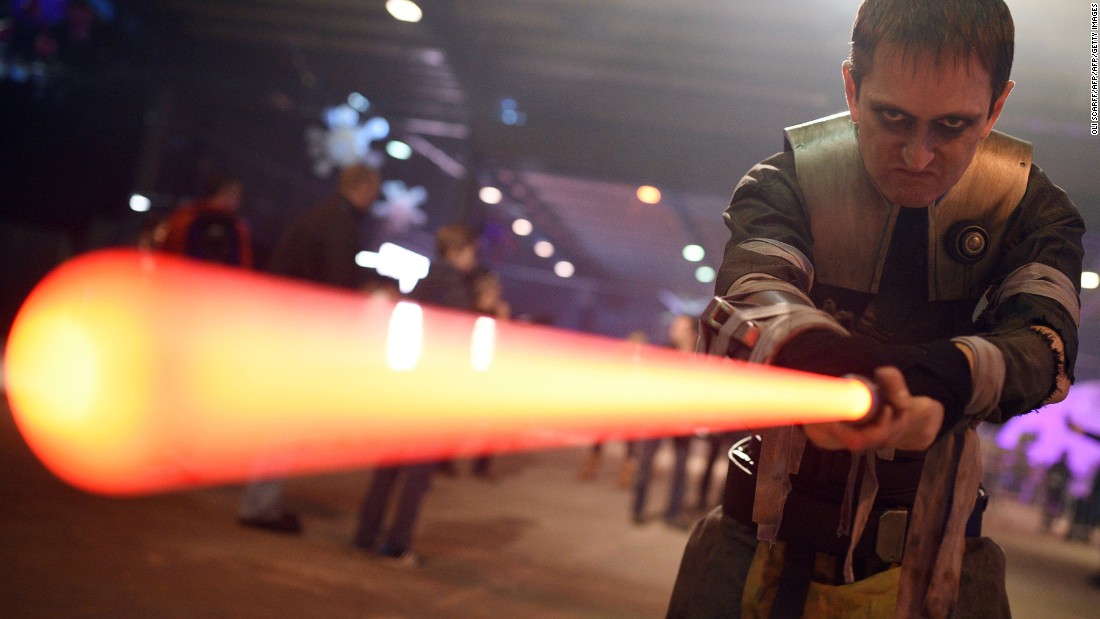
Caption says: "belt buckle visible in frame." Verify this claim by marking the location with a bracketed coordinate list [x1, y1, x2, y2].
[875, 509, 908, 564]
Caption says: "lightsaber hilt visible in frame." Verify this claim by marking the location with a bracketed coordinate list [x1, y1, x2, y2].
[841, 373, 882, 427]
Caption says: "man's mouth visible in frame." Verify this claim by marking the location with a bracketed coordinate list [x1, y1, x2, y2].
[891, 167, 937, 180]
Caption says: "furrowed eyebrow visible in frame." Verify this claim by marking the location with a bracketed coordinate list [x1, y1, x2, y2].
[865, 99, 983, 125]
[935, 113, 982, 125]
[869, 103, 908, 117]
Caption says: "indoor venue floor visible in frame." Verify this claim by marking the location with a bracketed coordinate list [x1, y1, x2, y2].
[2, 399, 1098, 618]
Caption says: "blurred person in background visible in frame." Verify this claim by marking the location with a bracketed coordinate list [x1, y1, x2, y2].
[351, 223, 480, 567]
[157, 172, 252, 268]
[631, 315, 698, 530]
[236, 164, 382, 535]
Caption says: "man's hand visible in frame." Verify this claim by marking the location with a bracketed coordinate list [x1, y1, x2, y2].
[803, 367, 944, 452]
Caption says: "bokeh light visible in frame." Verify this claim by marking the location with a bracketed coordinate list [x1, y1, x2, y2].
[386, 0, 422, 23]
[554, 261, 575, 278]
[534, 240, 555, 258]
[479, 186, 503, 204]
[682, 244, 705, 262]
[512, 218, 533, 236]
[695, 266, 716, 284]
[385, 140, 412, 160]
[636, 185, 661, 204]
[129, 194, 151, 213]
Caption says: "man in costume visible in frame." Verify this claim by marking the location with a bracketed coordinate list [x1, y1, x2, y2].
[666, 1, 1084, 617]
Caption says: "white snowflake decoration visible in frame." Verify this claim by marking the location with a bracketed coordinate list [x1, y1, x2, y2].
[305, 103, 390, 177]
[372, 179, 428, 235]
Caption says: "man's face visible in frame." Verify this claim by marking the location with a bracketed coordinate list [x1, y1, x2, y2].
[843, 44, 1013, 208]
[347, 180, 380, 212]
[451, 244, 478, 274]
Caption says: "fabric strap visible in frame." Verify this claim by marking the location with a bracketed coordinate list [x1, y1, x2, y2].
[894, 428, 982, 618]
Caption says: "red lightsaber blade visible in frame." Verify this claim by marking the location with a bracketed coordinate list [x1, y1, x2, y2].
[4, 250, 874, 495]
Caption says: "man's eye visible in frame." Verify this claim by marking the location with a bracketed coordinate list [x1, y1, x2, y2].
[940, 118, 968, 131]
[880, 110, 906, 123]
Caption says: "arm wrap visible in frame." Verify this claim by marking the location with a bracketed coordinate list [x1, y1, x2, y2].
[699, 294, 847, 363]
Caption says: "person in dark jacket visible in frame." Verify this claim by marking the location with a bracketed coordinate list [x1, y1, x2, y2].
[266, 164, 382, 289]
[237, 164, 382, 535]
[351, 223, 480, 567]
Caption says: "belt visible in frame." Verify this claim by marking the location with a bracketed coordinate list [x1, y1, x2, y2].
[722, 447, 989, 579]
[725, 476, 907, 571]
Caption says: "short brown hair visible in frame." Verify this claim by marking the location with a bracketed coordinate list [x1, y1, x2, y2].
[435, 223, 478, 257]
[201, 172, 241, 198]
[848, 0, 1014, 116]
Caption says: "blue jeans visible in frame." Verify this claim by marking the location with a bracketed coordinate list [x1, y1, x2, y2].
[633, 436, 692, 521]
[353, 462, 436, 555]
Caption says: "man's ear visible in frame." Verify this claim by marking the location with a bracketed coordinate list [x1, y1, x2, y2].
[842, 60, 860, 123]
[982, 80, 1014, 138]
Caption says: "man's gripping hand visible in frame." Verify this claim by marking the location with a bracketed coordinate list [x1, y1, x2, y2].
[771, 330, 972, 452]
[803, 367, 944, 452]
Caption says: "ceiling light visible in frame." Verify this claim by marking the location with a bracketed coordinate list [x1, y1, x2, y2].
[636, 185, 661, 204]
[479, 186, 503, 204]
[129, 193, 151, 213]
[682, 244, 705, 262]
[534, 240, 555, 258]
[512, 218, 533, 236]
[385, 140, 412, 160]
[554, 261, 575, 278]
[386, 0, 422, 23]
[1083, 271, 1099, 289]
[695, 266, 716, 284]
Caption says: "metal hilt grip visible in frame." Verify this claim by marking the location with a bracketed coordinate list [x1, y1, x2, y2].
[842, 373, 882, 427]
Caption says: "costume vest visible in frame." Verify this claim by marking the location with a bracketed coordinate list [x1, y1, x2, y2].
[783, 112, 1032, 302]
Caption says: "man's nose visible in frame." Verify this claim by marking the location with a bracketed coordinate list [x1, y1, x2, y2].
[900, 130, 935, 171]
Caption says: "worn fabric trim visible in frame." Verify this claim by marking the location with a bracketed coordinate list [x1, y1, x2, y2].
[842, 452, 881, 584]
[927, 430, 983, 617]
[950, 336, 1007, 421]
[753, 425, 808, 544]
[738, 239, 815, 287]
[894, 429, 983, 618]
[724, 273, 815, 306]
[991, 262, 1081, 327]
[737, 305, 844, 541]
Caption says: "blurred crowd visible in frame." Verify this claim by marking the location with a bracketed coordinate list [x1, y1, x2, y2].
[141, 164, 740, 569]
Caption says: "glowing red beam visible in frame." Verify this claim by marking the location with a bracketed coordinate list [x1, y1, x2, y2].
[4, 250, 873, 495]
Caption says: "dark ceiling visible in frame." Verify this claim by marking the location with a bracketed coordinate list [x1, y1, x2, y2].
[3, 0, 1098, 346]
